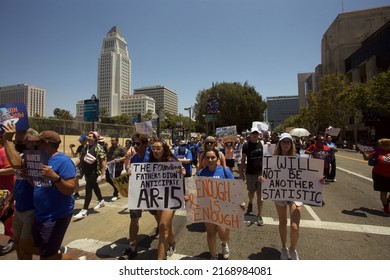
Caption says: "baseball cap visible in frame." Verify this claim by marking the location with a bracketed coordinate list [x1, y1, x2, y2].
[30, 130, 61, 144]
[250, 127, 260, 134]
[279, 133, 293, 142]
[179, 140, 186, 145]
[78, 134, 87, 142]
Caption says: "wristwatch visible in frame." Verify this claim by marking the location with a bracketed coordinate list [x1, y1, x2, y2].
[53, 176, 62, 184]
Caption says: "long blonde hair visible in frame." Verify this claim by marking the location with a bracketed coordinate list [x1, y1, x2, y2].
[273, 138, 296, 156]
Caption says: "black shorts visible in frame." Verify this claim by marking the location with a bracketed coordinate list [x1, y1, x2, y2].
[226, 159, 235, 168]
[372, 172, 390, 192]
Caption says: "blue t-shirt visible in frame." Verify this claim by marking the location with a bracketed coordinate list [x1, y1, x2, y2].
[14, 176, 34, 212]
[197, 165, 234, 179]
[130, 151, 150, 164]
[174, 147, 193, 176]
[34, 152, 76, 221]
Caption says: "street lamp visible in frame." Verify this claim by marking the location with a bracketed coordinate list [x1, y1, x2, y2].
[184, 107, 192, 133]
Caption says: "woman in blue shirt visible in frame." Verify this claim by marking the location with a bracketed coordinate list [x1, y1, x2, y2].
[197, 147, 235, 260]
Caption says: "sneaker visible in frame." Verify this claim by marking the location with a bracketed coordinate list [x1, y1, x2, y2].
[118, 246, 138, 260]
[280, 247, 289, 260]
[74, 209, 88, 220]
[0, 240, 15, 256]
[111, 196, 119, 202]
[78, 256, 87, 260]
[93, 199, 105, 210]
[333, 179, 337, 182]
[384, 206, 390, 217]
[247, 202, 253, 213]
[257, 216, 264, 226]
[74, 192, 81, 200]
[289, 249, 299, 260]
[167, 242, 176, 258]
[59, 246, 68, 254]
[221, 242, 230, 259]
[210, 254, 218, 260]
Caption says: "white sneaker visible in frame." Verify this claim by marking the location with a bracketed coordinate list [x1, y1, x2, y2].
[289, 249, 299, 260]
[221, 242, 230, 259]
[74, 209, 87, 220]
[111, 196, 119, 202]
[280, 247, 289, 260]
[93, 199, 105, 210]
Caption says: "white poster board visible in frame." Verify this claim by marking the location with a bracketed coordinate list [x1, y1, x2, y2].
[185, 176, 245, 229]
[261, 155, 324, 206]
[128, 162, 184, 210]
[135, 120, 153, 137]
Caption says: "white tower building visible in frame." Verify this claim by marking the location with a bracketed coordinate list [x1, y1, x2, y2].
[97, 26, 131, 117]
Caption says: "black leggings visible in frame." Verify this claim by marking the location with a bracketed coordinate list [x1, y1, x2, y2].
[83, 171, 104, 209]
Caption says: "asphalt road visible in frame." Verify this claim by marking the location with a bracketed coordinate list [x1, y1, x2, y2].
[1, 149, 389, 260]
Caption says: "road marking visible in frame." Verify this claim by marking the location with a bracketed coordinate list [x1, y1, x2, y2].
[337, 154, 366, 163]
[337, 167, 373, 182]
[304, 205, 321, 221]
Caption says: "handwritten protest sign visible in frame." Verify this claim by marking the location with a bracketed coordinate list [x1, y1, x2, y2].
[112, 174, 129, 197]
[129, 162, 184, 210]
[216, 126, 237, 143]
[24, 150, 51, 187]
[185, 176, 245, 229]
[262, 155, 324, 206]
[0, 103, 29, 135]
[135, 121, 153, 136]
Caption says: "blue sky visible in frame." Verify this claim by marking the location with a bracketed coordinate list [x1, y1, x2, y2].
[0, 0, 388, 117]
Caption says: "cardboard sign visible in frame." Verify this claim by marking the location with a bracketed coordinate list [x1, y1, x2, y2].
[185, 176, 245, 229]
[357, 144, 375, 153]
[0, 103, 29, 134]
[112, 174, 129, 197]
[261, 155, 324, 206]
[128, 162, 184, 210]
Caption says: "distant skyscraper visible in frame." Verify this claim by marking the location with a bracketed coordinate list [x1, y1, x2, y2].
[0, 84, 46, 117]
[97, 26, 131, 117]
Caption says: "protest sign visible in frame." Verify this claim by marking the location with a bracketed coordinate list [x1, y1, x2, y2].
[24, 150, 51, 187]
[325, 126, 341, 136]
[107, 160, 116, 178]
[129, 162, 184, 210]
[216, 125, 237, 143]
[252, 121, 268, 133]
[112, 174, 129, 197]
[262, 155, 324, 206]
[185, 176, 245, 229]
[357, 144, 375, 153]
[263, 143, 276, 156]
[135, 120, 153, 136]
[0, 103, 29, 135]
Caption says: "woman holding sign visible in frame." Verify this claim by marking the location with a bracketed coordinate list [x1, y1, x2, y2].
[149, 139, 184, 260]
[197, 147, 239, 260]
[260, 133, 302, 260]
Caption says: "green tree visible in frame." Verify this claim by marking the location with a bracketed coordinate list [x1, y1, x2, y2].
[193, 81, 266, 133]
[53, 108, 73, 120]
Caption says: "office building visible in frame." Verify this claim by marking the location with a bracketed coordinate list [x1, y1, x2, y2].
[0, 84, 46, 117]
[266, 96, 299, 130]
[133, 85, 178, 115]
[120, 94, 156, 118]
